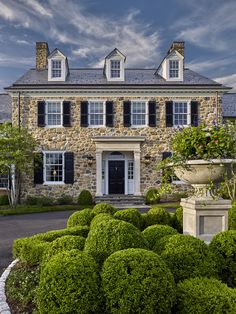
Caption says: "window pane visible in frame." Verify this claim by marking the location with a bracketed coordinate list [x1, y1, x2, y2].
[47, 102, 62, 126]
[111, 60, 120, 78]
[169, 60, 179, 78]
[52, 60, 62, 77]
[128, 161, 134, 179]
[0, 174, 8, 188]
[132, 102, 146, 126]
[89, 102, 104, 126]
[45, 153, 63, 182]
[174, 102, 188, 126]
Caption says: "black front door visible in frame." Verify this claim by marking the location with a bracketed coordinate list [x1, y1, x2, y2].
[108, 160, 125, 194]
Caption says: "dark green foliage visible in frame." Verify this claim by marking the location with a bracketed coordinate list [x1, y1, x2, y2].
[77, 189, 94, 205]
[176, 277, 236, 314]
[25, 195, 54, 206]
[37, 250, 103, 314]
[143, 206, 171, 228]
[159, 234, 219, 282]
[56, 195, 73, 205]
[229, 202, 236, 230]
[114, 208, 142, 229]
[142, 224, 178, 249]
[102, 248, 176, 314]
[0, 194, 9, 205]
[90, 213, 114, 229]
[84, 219, 148, 265]
[35, 226, 90, 242]
[171, 207, 183, 233]
[209, 230, 236, 287]
[145, 187, 160, 205]
[92, 203, 117, 216]
[67, 208, 93, 227]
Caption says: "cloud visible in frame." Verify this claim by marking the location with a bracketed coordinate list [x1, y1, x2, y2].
[214, 73, 236, 92]
[187, 57, 236, 73]
[0, 52, 34, 67]
[21, 0, 53, 17]
[16, 39, 32, 45]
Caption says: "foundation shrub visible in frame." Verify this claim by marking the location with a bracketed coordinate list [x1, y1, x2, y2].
[229, 202, 236, 230]
[158, 234, 219, 282]
[176, 277, 236, 314]
[92, 203, 117, 216]
[25, 195, 54, 206]
[84, 219, 148, 265]
[102, 248, 176, 314]
[90, 213, 114, 229]
[37, 250, 103, 314]
[113, 208, 142, 229]
[77, 189, 94, 205]
[143, 206, 171, 228]
[67, 209, 93, 227]
[0, 194, 9, 205]
[142, 224, 178, 249]
[35, 226, 90, 242]
[171, 207, 183, 233]
[56, 195, 73, 205]
[145, 187, 160, 205]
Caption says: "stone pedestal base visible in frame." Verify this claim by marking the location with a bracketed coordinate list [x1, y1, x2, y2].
[180, 198, 231, 242]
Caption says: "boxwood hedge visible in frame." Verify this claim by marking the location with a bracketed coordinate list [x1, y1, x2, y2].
[90, 213, 114, 230]
[143, 206, 171, 228]
[67, 209, 93, 227]
[113, 208, 142, 229]
[142, 224, 178, 249]
[91, 203, 117, 216]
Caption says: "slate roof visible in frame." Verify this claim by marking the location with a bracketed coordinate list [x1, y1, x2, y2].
[7, 68, 227, 89]
[222, 93, 236, 117]
[0, 94, 11, 123]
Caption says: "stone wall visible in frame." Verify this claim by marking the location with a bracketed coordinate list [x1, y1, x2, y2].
[12, 95, 222, 199]
[36, 42, 49, 71]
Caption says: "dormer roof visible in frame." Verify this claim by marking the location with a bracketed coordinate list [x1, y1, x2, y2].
[104, 48, 126, 61]
[48, 48, 67, 59]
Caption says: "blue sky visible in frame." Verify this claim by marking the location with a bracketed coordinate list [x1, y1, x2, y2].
[0, 0, 236, 91]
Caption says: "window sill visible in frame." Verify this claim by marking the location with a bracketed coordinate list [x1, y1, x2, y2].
[44, 125, 64, 128]
[130, 125, 148, 128]
[88, 125, 106, 128]
[43, 182, 65, 185]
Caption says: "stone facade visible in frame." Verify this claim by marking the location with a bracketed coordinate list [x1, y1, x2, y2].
[36, 42, 49, 71]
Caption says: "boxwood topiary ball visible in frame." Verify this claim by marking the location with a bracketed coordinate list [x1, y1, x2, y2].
[144, 206, 171, 228]
[67, 208, 93, 227]
[90, 213, 114, 230]
[114, 208, 142, 229]
[92, 203, 117, 216]
[37, 250, 104, 314]
[142, 224, 178, 249]
[102, 248, 176, 314]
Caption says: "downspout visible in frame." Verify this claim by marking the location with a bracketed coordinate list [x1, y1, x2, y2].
[18, 91, 21, 129]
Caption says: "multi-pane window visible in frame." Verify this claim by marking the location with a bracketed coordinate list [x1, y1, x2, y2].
[173, 102, 189, 127]
[131, 101, 147, 126]
[89, 101, 105, 126]
[51, 60, 62, 78]
[47, 102, 62, 126]
[169, 60, 179, 78]
[110, 60, 121, 78]
[128, 161, 134, 180]
[45, 152, 64, 183]
[0, 174, 8, 188]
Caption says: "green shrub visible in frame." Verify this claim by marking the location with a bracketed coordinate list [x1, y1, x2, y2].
[176, 277, 236, 314]
[102, 248, 175, 314]
[171, 207, 183, 233]
[113, 208, 142, 229]
[56, 195, 73, 205]
[90, 213, 114, 229]
[35, 226, 90, 242]
[92, 203, 117, 216]
[67, 209, 93, 227]
[145, 187, 160, 205]
[77, 189, 94, 205]
[142, 224, 178, 249]
[143, 206, 171, 228]
[209, 230, 236, 287]
[158, 234, 219, 282]
[229, 202, 236, 230]
[0, 194, 9, 205]
[84, 219, 148, 265]
[25, 195, 54, 206]
[37, 250, 103, 314]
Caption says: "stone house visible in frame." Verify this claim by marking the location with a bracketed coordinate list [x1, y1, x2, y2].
[5, 41, 230, 202]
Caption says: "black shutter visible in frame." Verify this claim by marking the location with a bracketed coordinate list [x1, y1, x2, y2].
[34, 153, 44, 184]
[80, 101, 88, 127]
[63, 101, 71, 127]
[162, 152, 172, 183]
[64, 152, 74, 184]
[38, 101, 45, 127]
[162, 152, 172, 160]
[166, 101, 173, 127]
[123, 101, 131, 127]
[148, 101, 156, 127]
[191, 101, 199, 126]
[106, 101, 114, 127]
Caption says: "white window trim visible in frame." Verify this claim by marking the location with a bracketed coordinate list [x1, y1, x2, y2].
[166, 56, 183, 81]
[0, 174, 9, 190]
[169, 59, 179, 79]
[106, 57, 125, 81]
[43, 151, 65, 185]
[45, 100, 63, 128]
[173, 100, 191, 128]
[88, 100, 106, 128]
[48, 58, 66, 81]
[131, 100, 148, 128]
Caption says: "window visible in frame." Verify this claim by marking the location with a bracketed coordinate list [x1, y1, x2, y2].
[173, 101, 190, 127]
[51, 60, 62, 78]
[89, 101, 105, 126]
[46, 101, 62, 127]
[128, 161, 134, 180]
[0, 174, 8, 188]
[131, 101, 147, 126]
[110, 60, 120, 78]
[169, 60, 179, 78]
[44, 152, 64, 183]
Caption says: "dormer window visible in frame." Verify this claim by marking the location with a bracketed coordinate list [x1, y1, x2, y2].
[48, 48, 69, 82]
[169, 60, 179, 78]
[104, 48, 126, 82]
[51, 60, 62, 78]
[110, 60, 121, 78]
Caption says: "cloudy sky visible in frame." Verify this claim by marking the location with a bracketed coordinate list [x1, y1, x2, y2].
[0, 0, 236, 91]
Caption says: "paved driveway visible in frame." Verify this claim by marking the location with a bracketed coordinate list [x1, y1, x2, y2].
[0, 211, 76, 275]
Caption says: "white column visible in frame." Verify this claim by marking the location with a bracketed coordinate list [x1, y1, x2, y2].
[134, 150, 141, 196]
[96, 150, 103, 196]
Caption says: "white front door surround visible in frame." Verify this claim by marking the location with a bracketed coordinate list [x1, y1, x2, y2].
[93, 137, 145, 196]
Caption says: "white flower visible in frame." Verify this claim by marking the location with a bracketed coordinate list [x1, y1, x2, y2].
[205, 132, 211, 137]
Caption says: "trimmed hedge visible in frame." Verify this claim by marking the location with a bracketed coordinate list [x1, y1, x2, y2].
[113, 208, 142, 229]
[142, 224, 178, 249]
[25, 196, 54, 206]
[90, 213, 114, 230]
[35, 226, 90, 242]
[158, 234, 219, 282]
[56, 195, 73, 205]
[176, 277, 236, 314]
[84, 219, 148, 265]
[229, 202, 236, 230]
[37, 250, 103, 314]
[171, 207, 183, 233]
[145, 187, 160, 205]
[102, 248, 175, 314]
[210, 230, 236, 287]
[67, 209, 93, 227]
[92, 203, 117, 216]
[0, 194, 9, 205]
[143, 206, 171, 228]
[77, 189, 94, 205]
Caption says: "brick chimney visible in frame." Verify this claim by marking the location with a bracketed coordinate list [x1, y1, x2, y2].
[36, 42, 49, 70]
[168, 41, 184, 57]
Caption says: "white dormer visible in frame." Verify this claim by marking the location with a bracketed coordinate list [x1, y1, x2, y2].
[48, 49, 69, 82]
[104, 48, 126, 81]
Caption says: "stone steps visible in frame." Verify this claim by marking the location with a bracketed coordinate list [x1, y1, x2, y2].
[95, 195, 145, 207]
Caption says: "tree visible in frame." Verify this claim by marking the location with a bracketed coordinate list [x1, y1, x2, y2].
[0, 123, 38, 207]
